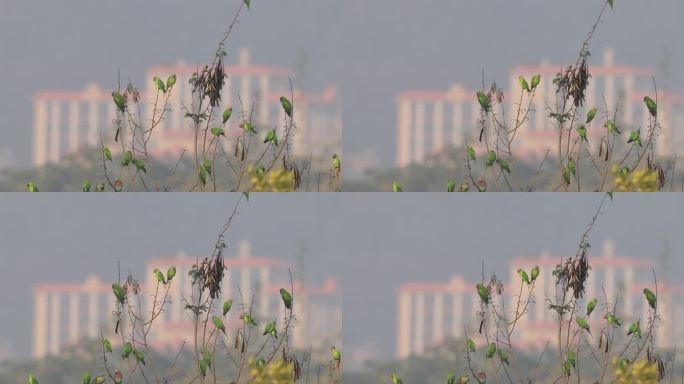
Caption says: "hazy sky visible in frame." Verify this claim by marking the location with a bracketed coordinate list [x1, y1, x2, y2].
[2, 1, 684, 170]
[2, 193, 684, 363]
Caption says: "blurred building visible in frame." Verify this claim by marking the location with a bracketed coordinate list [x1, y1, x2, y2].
[31, 48, 341, 169]
[395, 48, 684, 167]
[395, 240, 684, 358]
[32, 241, 341, 359]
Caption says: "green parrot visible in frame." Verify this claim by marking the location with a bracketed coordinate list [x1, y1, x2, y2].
[643, 96, 657, 117]
[531, 74, 541, 90]
[211, 127, 225, 137]
[112, 284, 125, 304]
[447, 372, 456, 384]
[332, 154, 341, 173]
[391, 373, 404, 384]
[212, 316, 226, 334]
[627, 321, 642, 338]
[121, 150, 133, 166]
[518, 269, 530, 285]
[467, 338, 476, 353]
[476, 283, 490, 305]
[222, 107, 233, 124]
[198, 166, 207, 187]
[103, 146, 112, 161]
[643, 288, 657, 310]
[82, 179, 91, 192]
[476, 91, 490, 113]
[497, 158, 510, 174]
[202, 159, 212, 176]
[95, 183, 105, 192]
[167, 266, 176, 282]
[241, 121, 257, 135]
[26, 182, 39, 192]
[133, 159, 147, 173]
[575, 316, 591, 335]
[280, 96, 293, 117]
[241, 313, 257, 327]
[134, 350, 146, 365]
[447, 179, 456, 192]
[607, 121, 621, 135]
[263, 321, 278, 338]
[112, 91, 126, 112]
[103, 338, 112, 353]
[264, 129, 278, 146]
[485, 150, 497, 168]
[199, 359, 207, 378]
[121, 342, 133, 359]
[498, 349, 510, 365]
[467, 145, 476, 162]
[256, 165, 266, 180]
[628, 130, 642, 147]
[563, 360, 572, 376]
[244, 0, 251, 10]
[605, 313, 622, 327]
[203, 350, 213, 369]
[153, 77, 166, 93]
[608, 0, 614, 10]
[153, 268, 166, 284]
[485, 342, 496, 359]
[82, 372, 91, 384]
[27, 374, 38, 384]
[576, 125, 587, 141]
[256, 357, 266, 371]
[166, 74, 176, 89]
[530, 266, 540, 282]
[331, 346, 341, 369]
[586, 298, 597, 317]
[567, 350, 576, 368]
[392, 181, 403, 192]
[280, 288, 293, 310]
[586, 107, 597, 124]
[518, 76, 530, 93]
[223, 299, 233, 316]
[619, 358, 630, 370]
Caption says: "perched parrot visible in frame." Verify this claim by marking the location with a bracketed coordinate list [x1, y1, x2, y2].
[203, 350, 213, 369]
[211, 127, 225, 137]
[485, 342, 496, 359]
[391, 373, 403, 384]
[167, 267, 176, 282]
[121, 150, 133, 166]
[586, 298, 597, 317]
[518, 76, 530, 93]
[331, 346, 341, 369]
[476, 91, 490, 113]
[476, 283, 490, 305]
[567, 350, 576, 368]
[643, 288, 657, 310]
[166, 74, 176, 89]
[392, 181, 403, 192]
[467, 145, 476, 162]
[112, 91, 126, 112]
[576, 125, 587, 141]
[497, 158, 510, 174]
[240, 121, 257, 135]
[280, 96, 293, 117]
[608, 0, 614, 10]
[212, 316, 226, 334]
[280, 288, 293, 310]
[263, 321, 278, 338]
[467, 338, 476, 353]
[627, 321, 642, 338]
[223, 299, 233, 316]
[485, 150, 497, 168]
[332, 154, 341, 174]
[103, 146, 112, 161]
[256, 165, 266, 180]
[133, 159, 147, 173]
[112, 284, 125, 305]
[222, 108, 232, 124]
[531, 74, 541, 90]
[134, 350, 146, 365]
[198, 166, 207, 187]
[28, 374, 38, 384]
[644, 96, 657, 117]
[607, 121, 621, 135]
[153, 77, 166, 93]
[447, 372, 456, 384]
[103, 338, 112, 353]
[563, 360, 572, 376]
[576, 316, 591, 335]
[82, 179, 91, 192]
[619, 358, 630, 370]
[241, 313, 257, 327]
[82, 372, 91, 384]
[530, 266, 540, 282]
[26, 182, 39, 192]
[121, 342, 133, 359]
[518, 269, 530, 285]
[586, 107, 597, 124]
[264, 130, 278, 146]
[256, 357, 266, 371]
[628, 130, 642, 147]
[447, 180, 456, 192]
[498, 349, 510, 365]
[153, 268, 166, 284]
[199, 359, 207, 378]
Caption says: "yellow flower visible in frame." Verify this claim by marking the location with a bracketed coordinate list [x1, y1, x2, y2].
[612, 358, 659, 384]
[248, 358, 295, 384]
[611, 166, 659, 192]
